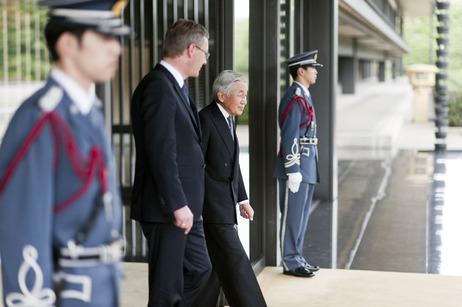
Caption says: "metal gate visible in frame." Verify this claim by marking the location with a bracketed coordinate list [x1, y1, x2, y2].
[0, 0, 234, 263]
[110, 0, 232, 262]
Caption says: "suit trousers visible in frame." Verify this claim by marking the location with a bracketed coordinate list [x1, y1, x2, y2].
[278, 179, 315, 271]
[199, 223, 267, 307]
[141, 220, 211, 307]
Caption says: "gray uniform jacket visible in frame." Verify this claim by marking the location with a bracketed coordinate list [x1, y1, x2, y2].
[273, 82, 320, 184]
[0, 77, 123, 306]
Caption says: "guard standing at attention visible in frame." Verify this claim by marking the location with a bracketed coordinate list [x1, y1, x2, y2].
[0, 1, 130, 306]
[273, 50, 323, 278]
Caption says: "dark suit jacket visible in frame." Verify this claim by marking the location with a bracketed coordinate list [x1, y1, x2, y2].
[130, 63, 205, 223]
[199, 102, 247, 224]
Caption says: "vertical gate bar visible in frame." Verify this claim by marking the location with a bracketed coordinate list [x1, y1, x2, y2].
[139, 0, 146, 79]
[24, 1, 31, 81]
[15, 0, 21, 80]
[2, 0, 8, 81]
[129, 0, 136, 100]
[152, 0, 158, 67]
[193, 0, 198, 21]
[192, 0, 199, 104]
[183, 0, 188, 19]
[298, 0, 304, 53]
[173, 0, 178, 21]
[280, 0, 290, 91]
[118, 29, 125, 188]
[122, 205, 127, 256]
[162, 0, 168, 39]
[131, 219, 136, 256]
[34, 5, 40, 80]
[127, 2, 137, 189]
[43, 4, 50, 79]
[142, 232, 147, 256]
[203, 0, 210, 105]
[131, 0, 145, 235]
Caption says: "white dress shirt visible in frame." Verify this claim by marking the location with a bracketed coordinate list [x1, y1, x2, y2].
[160, 60, 184, 88]
[50, 67, 96, 115]
[215, 102, 248, 206]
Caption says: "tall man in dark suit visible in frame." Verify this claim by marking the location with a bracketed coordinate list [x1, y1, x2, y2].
[273, 50, 323, 278]
[130, 19, 212, 306]
[198, 70, 267, 307]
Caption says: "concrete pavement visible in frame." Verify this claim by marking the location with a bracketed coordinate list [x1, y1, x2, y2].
[337, 76, 462, 156]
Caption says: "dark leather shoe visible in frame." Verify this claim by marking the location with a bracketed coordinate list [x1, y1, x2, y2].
[283, 266, 315, 277]
[304, 263, 320, 272]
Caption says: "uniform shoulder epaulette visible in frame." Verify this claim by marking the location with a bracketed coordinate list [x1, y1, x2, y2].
[295, 87, 302, 97]
[38, 86, 63, 112]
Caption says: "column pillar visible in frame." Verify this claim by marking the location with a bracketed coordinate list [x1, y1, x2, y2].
[339, 57, 357, 94]
[304, 0, 338, 202]
[249, 0, 280, 268]
[378, 61, 386, 82]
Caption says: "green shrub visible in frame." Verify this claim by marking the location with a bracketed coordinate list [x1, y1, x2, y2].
[448, 93, 462, 126]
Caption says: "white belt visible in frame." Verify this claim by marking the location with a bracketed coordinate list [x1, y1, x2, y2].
[58, 239, 124, 267]
[300, 137, 318, 145]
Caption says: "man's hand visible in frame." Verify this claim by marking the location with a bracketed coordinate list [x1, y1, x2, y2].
[239, 202, 254, 221]
[287, 172, 302, 193]
[173, 206, 193, 234]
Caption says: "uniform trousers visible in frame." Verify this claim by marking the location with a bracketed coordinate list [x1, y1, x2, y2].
[141, 220, 211, 307]
[199, 224, 267, 307]
[278, 179, 315, 271]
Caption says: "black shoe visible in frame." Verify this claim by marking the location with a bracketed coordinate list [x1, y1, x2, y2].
[304, 263, 320, 272]
[283, 266, 315, 277]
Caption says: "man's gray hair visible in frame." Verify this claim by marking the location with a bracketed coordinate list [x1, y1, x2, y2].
[212, 70, 248, 102]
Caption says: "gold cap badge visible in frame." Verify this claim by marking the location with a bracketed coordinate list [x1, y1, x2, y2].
[112, 0, 128, 17]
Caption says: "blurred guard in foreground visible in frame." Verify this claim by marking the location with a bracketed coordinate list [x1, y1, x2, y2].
[0, 0, 130, 306]
[273, 50, 323, 278]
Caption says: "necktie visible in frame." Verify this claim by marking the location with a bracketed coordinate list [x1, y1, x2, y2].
[181, 85, 190, 105]
[181, 84, 201, 137]
[227, 116, 234, 140]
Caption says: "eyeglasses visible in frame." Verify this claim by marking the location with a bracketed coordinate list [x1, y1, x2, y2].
[195, 45, 210, 60]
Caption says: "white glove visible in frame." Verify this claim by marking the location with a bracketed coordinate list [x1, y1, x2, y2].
[287, 172, 302, 193]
